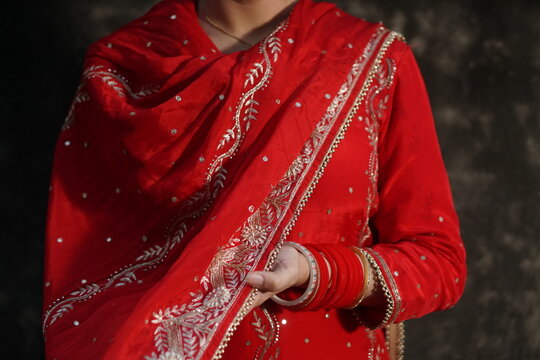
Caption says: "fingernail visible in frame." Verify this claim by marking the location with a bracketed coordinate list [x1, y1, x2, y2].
[248, 274, 264, 287]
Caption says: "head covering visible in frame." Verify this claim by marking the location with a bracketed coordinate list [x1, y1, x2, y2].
[43, 1, 400, 358]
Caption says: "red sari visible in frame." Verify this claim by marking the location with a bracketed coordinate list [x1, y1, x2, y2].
[43, 0, 466, 359]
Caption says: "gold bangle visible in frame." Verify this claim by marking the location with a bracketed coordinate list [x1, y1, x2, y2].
[346, 246, 371, 309]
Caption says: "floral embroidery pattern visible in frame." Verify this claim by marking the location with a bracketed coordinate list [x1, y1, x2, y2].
[251, 307, 280, 360]
[146, 29, 401, 360]
[358, 57, 397, 244]
[43, 20, 288, 336]
[62, 65, 159, 130]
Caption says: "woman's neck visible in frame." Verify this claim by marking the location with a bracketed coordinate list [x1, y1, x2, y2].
[198, 0, 298, 53]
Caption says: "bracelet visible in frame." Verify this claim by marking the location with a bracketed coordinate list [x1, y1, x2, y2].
[271, 241, 320, 309]
[333, 244, 363, 308]
[347, 246, 371, 309]
[318, 244, 350, 308]
[301, 245, 331, 311]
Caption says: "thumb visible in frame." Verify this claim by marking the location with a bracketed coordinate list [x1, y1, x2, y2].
[247, 272, 265, 288]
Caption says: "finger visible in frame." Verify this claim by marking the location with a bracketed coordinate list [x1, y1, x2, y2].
[246, 272, 265, 288]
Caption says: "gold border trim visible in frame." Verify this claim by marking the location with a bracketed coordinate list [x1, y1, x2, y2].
[211, 30, 403, 360]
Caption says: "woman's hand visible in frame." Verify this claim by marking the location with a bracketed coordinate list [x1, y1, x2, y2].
[246, 244, 310, 310]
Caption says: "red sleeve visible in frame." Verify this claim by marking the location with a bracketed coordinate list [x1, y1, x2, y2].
[355, 45, 467, 328]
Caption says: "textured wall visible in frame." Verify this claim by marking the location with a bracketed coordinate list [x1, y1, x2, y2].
[1, 0, 539, 358]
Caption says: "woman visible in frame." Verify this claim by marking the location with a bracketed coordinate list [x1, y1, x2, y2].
[42, 0, 467, 359]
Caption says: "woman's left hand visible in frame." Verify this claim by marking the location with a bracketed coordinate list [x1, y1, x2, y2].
[246, 244, 310, 310]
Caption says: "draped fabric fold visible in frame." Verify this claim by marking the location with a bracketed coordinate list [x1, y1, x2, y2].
[43, 1, 465, 359]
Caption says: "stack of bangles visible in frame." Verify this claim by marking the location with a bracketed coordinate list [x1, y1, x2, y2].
[271, 241, 371, 310]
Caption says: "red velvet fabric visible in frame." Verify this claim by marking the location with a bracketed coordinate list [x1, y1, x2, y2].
[43, 0, 466, 359]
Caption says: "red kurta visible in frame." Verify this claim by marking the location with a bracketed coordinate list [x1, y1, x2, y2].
[42, 1, 466, 359]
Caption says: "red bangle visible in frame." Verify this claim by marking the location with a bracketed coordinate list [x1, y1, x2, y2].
[318, 244, 351, 308]
[302, 245, 330, 310]
[334, 245, 364, 308]
[347, 246, 369, 308]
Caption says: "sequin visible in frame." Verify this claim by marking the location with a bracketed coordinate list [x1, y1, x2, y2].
[171, 129, 177, 135]
[57, 237, 63, 243]
[143, 21, 149, 25]
[325, 93, 331, 99]
[106, 237, 112, 243]
[262, 155, 269, 162]
[324, 313, 330, 319]
[281, 319, 287, 325]
[200, 56, 206, 60]
[171, 196, 178, 203]
[348, 187, 354, 193]
[245, 341, 251, 346]
[438, 216, 444, 222]
[170, 14, 177, 20]
[455, 278, 460, 283]
[295, 102, 302, 107]
[288, 38, 294, 44]
[347, 43, 353, 48]
[346, 342, 352, 348]
[420, 255, 426, 260]
[416, 283, 421, 288]
[115, 188, 121, 194]
[82, 192, 88, 199]
[142, 235, 148, 242]
[182, 39, 189, 45]
[73, 321, 80, 326]
[248, 205, 255, 213]
[130, 112, 136, 116]
[434, 293, 439, 298]
[81, 279, 87, 284]
[107, 43, 113, 48]
[64, 140, 71, 146]
[175, 95, 182, 102]
[327, 209, 332, 214]
[275, 99, 281, 104]
[393, 271, 399, 276]
[304, 338, 310, 344]
[218, 94, 225, 100]
[146, 42, 152, 47]
[45, 281, 51, 287]
[199, 156, 205, 162]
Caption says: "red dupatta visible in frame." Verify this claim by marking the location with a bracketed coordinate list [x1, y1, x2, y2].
[43, 0, 404, 358]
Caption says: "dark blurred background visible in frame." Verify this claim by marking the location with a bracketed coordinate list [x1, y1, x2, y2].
[1, 0, 539, 358]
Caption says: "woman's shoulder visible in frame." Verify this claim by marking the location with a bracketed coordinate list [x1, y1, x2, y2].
[85, 0, 189, 58]
[315, 2, 410, 60]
